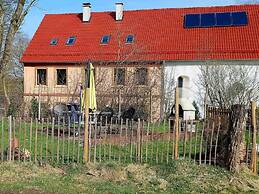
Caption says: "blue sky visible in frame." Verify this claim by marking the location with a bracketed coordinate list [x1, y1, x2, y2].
[22, 0, 246, 38]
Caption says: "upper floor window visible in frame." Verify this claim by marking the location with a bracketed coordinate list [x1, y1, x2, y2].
[101, 35, 110, 44]
[36, 69, 47, 85]
[50, 38, 58, 45]
[126, 35, 134, 43]
[114, 68, 125, 85]
[57, 69, 67, 85]
[66, 36, 76, 45]
[135, 68, 148, 85]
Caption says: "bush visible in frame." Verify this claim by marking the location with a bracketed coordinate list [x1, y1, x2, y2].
[31, 97, 39, 118]
[7, 95, 23, 117]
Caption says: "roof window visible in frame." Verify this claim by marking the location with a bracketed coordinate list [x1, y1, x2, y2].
[126, 35, 134, 43]
[66, 36, 76, 45]
[50, 38, 58, 45]
[101, 35, 110, 44]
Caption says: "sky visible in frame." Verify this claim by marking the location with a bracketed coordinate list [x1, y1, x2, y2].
[21, 0, 251, 38]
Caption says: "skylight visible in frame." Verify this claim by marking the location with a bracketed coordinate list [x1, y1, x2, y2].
[126, 35, 134, 43]
[184, 11, 248, 28]
[66, 36, 76, 45]
[101, 35, 110, 44]
[50, 38, 58, 45]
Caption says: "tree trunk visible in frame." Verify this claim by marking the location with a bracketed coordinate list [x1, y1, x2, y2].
[227, 104, 245, 173]
[0, 0, 26, 73]
[2, 76, 11, 114]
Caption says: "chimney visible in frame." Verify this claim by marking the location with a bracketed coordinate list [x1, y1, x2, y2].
[115, 3, 124, 21]
[83, 3, 91, 22]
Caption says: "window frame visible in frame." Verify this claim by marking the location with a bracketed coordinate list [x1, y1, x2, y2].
[135, 67, 148, 86]
[36, 68, 47, 86]
[114, 68, 126, 86]
[66, 36, 76, 45]
[56, 68, 68, 86]
[126, 34, 135, 44]
[50, 38, 58, 45]
[101, 35, 111, 44]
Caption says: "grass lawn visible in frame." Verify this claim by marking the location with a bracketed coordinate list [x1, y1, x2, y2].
[0, 160, 259, 194]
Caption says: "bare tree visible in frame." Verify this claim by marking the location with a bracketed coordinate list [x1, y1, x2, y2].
[164, 67, 175, 116]
[0, 0, 37, 113]
[92, 26, 163, 120]
[0, 0, 37, 71]
[198, 64, 259, 108]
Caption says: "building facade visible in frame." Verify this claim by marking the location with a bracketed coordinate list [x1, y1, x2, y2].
[22, 3, 259, 121]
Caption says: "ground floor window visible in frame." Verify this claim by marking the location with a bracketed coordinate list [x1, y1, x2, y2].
[135, 68, 148, 85]
[36, 69, 47, 85]
[56, 69, 67, 85]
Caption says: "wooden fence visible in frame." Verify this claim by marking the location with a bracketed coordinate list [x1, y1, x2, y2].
[0, 114, 257, 171]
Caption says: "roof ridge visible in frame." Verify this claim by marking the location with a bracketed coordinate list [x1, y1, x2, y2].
[45, 4, 259, 16]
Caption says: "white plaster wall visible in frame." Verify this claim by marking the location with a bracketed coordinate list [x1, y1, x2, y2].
[164, 62, 200, 104]
[184, 111, 195, 121]
[164, 61, 259, 117]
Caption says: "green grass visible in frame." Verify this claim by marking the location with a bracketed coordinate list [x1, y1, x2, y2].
[0, 118, 204, 165]
[0, 160, 259, 194]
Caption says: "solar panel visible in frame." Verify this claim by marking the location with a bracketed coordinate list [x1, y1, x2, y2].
[201, 13, 215, 27]
[184, 11, 248, 28]
[216, 12, 231, 26]
[232, 12, 248, 26]
[185, 14, 200, 28]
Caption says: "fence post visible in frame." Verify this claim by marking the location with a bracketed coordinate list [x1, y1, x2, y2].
[174, 87, 179, 160]
[8, 116, 12, 161]
[251, 101, 257, 174]
[137, 119, 141, 162]
[149, 90, 153, 123]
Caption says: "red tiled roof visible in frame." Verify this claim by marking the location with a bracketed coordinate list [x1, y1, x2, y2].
[21, 4, 259, 63]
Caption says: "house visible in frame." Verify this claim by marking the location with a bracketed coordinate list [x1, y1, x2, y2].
[21, 3, 259, 121]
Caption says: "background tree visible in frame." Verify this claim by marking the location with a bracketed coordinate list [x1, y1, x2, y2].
[198, 65, 259, 108]
[0, 0, 36, 114]
[192, 101, 201, 120]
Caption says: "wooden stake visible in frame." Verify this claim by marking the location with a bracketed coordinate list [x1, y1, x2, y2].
[57, 117, 60, 163]
[34, 119, 38, 163]
[46, 118, 49, 162]
[1, 118, 4, 162]
[83, 90, 90, 163]
[8, 116, 12, 161]
[29, 118, 33, 162]
[251, 101, 257, 174]
[51, 118, 55, 163]
[137, 119, 141, 162]
[174, 87, 180, 160]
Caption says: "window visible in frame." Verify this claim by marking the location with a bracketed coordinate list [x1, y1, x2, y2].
[66, 36, 76, 45]
[126, 35, 134, 43]
[114, 68, 125, 85]
[178, 77, 183, 88]
[50, 38, 58, 45]
[135, 68, 148, 85]
[36, 69, 47, 85]
[56, 69, 67, 85]
[101, 35, 110, 44]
